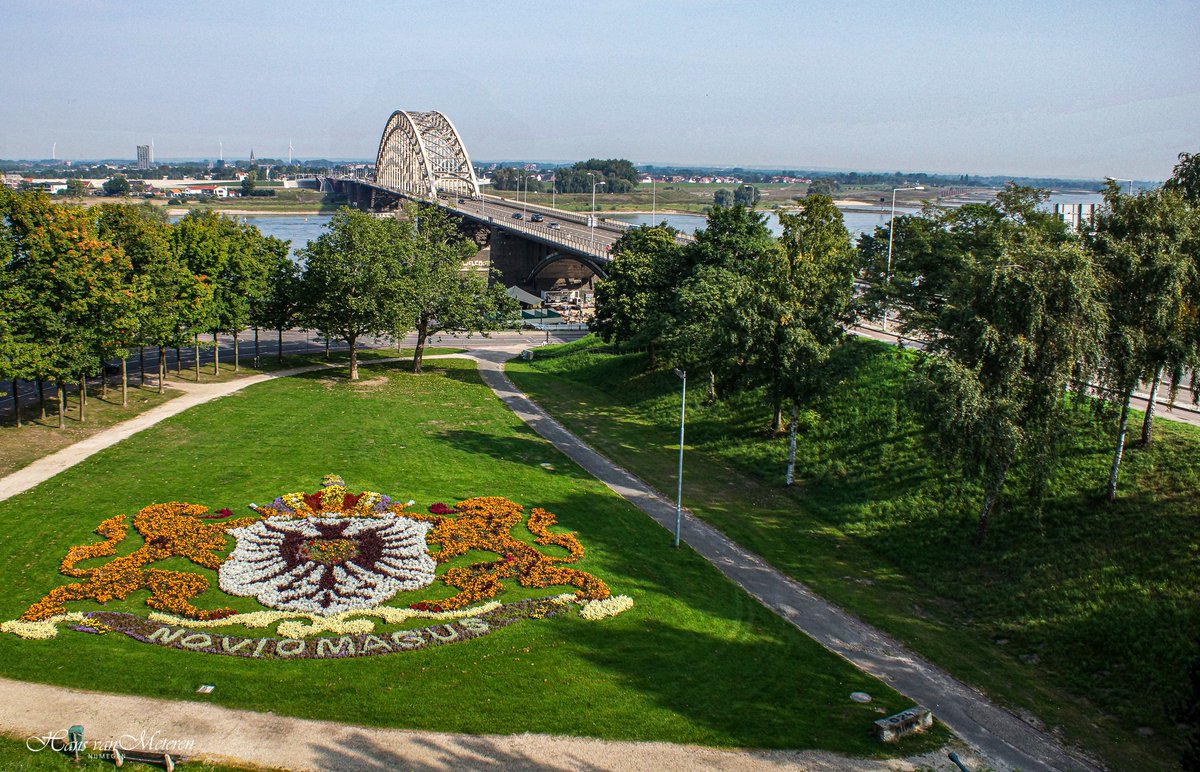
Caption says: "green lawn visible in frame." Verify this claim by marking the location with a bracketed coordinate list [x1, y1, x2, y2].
[0, 358, 945, 757]
[507, 335, 1200, 770]
[0, 349, 464, 478]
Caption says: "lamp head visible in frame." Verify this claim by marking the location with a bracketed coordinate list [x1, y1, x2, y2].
[674, 368, 685, 379]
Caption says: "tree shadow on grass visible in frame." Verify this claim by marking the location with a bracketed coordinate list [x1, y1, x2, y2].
[433, 429, 594, 482]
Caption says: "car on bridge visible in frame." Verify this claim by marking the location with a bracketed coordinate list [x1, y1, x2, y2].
[511, 212, 523, 220]
[531, 213, 544, 222]
[548, 222, 561, 230]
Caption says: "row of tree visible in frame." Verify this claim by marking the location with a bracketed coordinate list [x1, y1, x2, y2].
[592, 195, 859, 488]
[713, 186, 761, 207]
[592, 152, 1200, 544]
[0, 191, 291, 426]
[1, 194, 517, 428]
[296, 205, 516, 379]
[553, 159, 639, 194]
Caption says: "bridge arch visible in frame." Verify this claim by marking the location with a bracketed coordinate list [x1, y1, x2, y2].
[524, 252, 609, 285]
[374, 110, 481, 200]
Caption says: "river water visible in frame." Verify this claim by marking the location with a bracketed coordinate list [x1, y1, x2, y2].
[199, 191, 1105, 254]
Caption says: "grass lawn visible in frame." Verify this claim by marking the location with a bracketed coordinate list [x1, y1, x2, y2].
[507, 335, 1200, 770]
[0, 358, 946, 757]
[0, 349, 464, 479]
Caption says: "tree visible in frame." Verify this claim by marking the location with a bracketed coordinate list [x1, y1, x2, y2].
[554, 159, 639, 194]
[489, 167, 543, 193]
[65, 178, 88, 198]
[0, 204, 41, 426]
[1165, 151, 1200, 203]
[398, 204, 517, 373]
[806, 178, 839, 197]
[664, 204, 783, 403]
[591, 225, 684, 365]
[1083, 181, 1196, 500]
[240, 171, 257, 197]
[712, 189, 733, 207]
[298, 208, 411, 380]
[171, 210, 229, 375]
[1, 191, 135, 425]
[734, 185, 761, 207]
[252, 247, 303, 364]
[889, 185, 1105, 543]
[773, 195, 858, 483]
[102, 175, 130, 197]
[213, 219, 279, 371]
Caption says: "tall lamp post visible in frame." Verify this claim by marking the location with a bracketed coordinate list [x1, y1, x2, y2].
[1110, 177, 1135, 194]
[651, 175, 656, 223]
[588, 173, 605, 250]
[884, 185, 924, 332]
[673, 368, 687, 547]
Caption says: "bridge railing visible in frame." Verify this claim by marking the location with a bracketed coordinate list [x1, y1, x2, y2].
[480, 211, 612, 260]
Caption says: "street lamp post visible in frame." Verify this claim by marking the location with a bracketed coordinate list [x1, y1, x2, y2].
[1110, 177, 1135, 194]
[884, 185, 925, 332]
[652, 176, 656, 223]
[673, 368, 687, 547]
[589, 173, 605, 250]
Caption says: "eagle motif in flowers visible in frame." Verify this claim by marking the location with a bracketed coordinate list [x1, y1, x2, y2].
[2, 476, 632, 657]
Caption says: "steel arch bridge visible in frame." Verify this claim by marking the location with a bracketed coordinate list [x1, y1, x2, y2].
[373, 110, 481, 199]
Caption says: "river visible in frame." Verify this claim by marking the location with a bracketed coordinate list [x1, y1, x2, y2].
[193, 191, 1106, 254]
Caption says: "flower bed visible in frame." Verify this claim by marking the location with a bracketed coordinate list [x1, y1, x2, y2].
[4, 476, 633, 646]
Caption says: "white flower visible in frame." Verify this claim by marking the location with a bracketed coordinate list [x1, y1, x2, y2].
[219, 514, 435, 616]
[579, 595, 634, 621]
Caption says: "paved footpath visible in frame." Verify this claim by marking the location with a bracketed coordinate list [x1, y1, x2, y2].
[467, 349, 1099, 772]
[0, 345, 1094, 770]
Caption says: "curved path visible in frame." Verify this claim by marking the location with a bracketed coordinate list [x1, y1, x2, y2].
[0, 342, 1092, 771]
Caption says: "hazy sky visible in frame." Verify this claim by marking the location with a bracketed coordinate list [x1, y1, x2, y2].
[2, 1, 1196, 179]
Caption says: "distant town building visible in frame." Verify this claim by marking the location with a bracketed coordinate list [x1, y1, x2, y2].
[136, 144, 153, 169]
[1054, 202, 1099, 231]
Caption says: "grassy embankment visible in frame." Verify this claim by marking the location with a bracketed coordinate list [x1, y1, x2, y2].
[0, 348, 463, 478]
[507, 335, 1199, 770]
[0, 357, 946, 757]
[484, 183, 949, 215]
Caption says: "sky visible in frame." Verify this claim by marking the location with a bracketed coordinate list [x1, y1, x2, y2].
[1, 1, 1197, 180]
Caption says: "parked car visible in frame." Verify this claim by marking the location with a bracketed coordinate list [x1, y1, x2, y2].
[512, 212, 523, 219]
[531, 213, 544, 222]
[548, 222, 561, 230]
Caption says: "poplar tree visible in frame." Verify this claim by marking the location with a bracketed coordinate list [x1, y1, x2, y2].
[772, 195, 858, 483]
[1084, 181, 1196, 501]
[888, 186, 1105, 543]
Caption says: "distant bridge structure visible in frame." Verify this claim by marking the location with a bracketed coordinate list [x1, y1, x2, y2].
[321, 109, 687, 294]
[373, 110, 481, 199]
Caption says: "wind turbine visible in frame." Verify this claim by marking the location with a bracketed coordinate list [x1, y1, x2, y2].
[288, 139, 293, 165]
[51, 142, 56, 161]
[219, 138, 223, 163]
